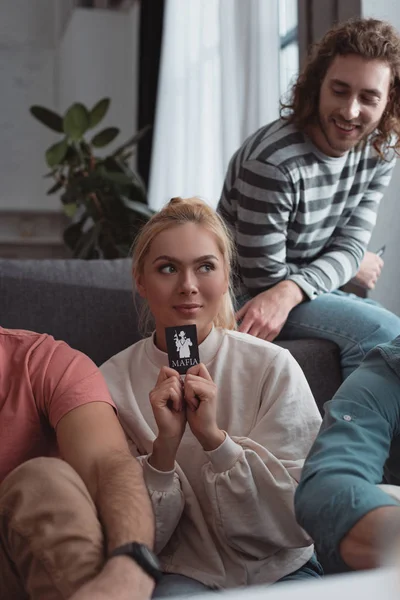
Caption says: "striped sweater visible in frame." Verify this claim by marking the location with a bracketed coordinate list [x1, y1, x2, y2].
[217, 119, 396, 299]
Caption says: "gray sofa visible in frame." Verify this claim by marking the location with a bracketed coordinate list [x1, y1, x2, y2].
[0, 258, 342, 413]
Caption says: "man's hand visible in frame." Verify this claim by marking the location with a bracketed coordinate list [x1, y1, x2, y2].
[352, 251, 384, 290]
[70, 556, 154, 600]
[236, 280, 305, 341]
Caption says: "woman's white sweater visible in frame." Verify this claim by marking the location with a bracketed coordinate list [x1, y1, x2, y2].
[101, 328, 322, 589]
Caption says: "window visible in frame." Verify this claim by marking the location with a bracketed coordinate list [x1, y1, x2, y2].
[279, 0, 299, 100]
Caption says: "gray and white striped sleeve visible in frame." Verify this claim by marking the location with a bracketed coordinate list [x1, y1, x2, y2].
[232, 160, 294, 294]
[288, 156, 396, 298]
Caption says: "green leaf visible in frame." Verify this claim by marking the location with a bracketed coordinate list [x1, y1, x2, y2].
[43, 169, 58, 178]
[120, 196, 155, 218]
[45, 138, 68, 168]
[80, 140, 92, 157]
[63, 145, 81, 166]
[46, 180, 64, 195]
[104, 156, 146, 189]
[63, 216, 89, 253]
[101, 170, 133, 185]
[63, 103, 90, 140]
[124, 179, 147, 204]
[61, 181, 85, 204]
[91, 127, 120, 148]
[89, 98, 110, 129]
[30, 105, 64, 133]
[63, 203, 78, 218]
[112, 124, 151, 156]
[105, 157, 147, 202]
[118, 150, 134, 162]
[75, 222, 102, 259]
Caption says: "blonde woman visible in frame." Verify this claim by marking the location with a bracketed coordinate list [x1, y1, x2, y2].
[101, 197, 322, 597]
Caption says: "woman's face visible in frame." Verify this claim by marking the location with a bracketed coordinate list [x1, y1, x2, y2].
[136, 222, 229, 350]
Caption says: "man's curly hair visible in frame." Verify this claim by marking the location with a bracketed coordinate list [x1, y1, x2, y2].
[280, 18, 400, 158]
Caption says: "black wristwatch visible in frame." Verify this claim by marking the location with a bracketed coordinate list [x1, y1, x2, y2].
[109, 542, 163, 583]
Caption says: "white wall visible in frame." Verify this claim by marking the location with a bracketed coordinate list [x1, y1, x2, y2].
[361, 0, 400, 315]
[0, 0, 59, 211]
[58, 6, 140, 154]
[0, 2, 140, 213]
[54, 0, 75, 38]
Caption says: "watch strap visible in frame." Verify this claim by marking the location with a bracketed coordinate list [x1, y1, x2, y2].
[109, 542, 163, 583]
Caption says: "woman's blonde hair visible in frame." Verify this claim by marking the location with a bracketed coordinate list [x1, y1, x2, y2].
[132, 196, 237, 335]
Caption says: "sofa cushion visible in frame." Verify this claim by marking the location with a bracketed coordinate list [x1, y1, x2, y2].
[277, 339, 341, 412]
[0, 258, 341, 411]
[0, 258, 140, 366]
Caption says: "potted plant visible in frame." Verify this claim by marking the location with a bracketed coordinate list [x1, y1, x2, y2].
[30, 98, 155, 258]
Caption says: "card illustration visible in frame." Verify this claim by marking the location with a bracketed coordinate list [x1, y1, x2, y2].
[165, 324, 200, 374]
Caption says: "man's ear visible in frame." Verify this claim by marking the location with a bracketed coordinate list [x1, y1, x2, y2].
[135, 273, 147, 299]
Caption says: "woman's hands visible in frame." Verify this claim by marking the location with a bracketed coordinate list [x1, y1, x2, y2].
[184, 364, 225, 451]
[149, 366, 186, 471]
[149, 364, 225, 470]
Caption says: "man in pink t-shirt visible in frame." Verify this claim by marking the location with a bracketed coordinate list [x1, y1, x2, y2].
[0, 327, 157, 600]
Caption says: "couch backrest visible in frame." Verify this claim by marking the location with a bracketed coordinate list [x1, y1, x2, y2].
[0, 258, 141, 365]
[0, 258, 341, 409]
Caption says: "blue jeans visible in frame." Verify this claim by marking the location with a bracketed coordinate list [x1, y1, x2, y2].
[152, 557, 323, 596]
[152, 574, 211, 597]
[238, 290, 400, 380]
[277, 553, 323, 582]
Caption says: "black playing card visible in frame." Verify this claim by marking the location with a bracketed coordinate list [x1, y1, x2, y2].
[165, 324, 200, 374]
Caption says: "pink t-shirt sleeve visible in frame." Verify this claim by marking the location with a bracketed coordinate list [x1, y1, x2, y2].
[29, 336, 116, 429]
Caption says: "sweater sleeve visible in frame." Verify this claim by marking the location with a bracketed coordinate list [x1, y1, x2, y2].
[201, 350, 322, 559]
[288, 156, 395, 298]
[227, 160, 294, 294]
[136, 455, 184, 554]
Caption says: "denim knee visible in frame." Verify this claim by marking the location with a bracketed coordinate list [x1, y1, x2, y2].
[358, 314, 400, 356]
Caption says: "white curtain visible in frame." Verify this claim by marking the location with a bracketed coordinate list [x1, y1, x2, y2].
[148, 0, 280, 210]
